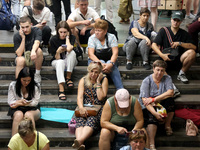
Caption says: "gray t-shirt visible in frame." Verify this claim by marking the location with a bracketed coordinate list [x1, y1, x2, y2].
[138, 74, 173, 109]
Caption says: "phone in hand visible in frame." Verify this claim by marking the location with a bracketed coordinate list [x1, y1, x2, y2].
[61, 44, 67, 48]
[41, 22, 46, 25]
[25, 99, 33, 103]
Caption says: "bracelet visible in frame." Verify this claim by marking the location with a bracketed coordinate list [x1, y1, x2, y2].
[151, 98, 155, 102]
[96, 86, 102, 89]
[97, 83, 101, 86]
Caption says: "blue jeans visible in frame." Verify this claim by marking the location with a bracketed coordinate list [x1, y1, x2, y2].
[88, 59, 123, 90]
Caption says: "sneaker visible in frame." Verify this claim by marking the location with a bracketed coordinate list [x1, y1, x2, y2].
[42, 45, 49, 56]
[174, 88, 180, 98]
[126, 62, 133, 70]
[143, 63, 151, 70]
[177, 74, 189, 84]
[34, 74, 41, 83]
[51, 30, 56, 36]
[185, 13, 195, 19]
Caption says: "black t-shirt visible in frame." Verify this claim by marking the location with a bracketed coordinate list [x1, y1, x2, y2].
[49, 34, 76, 61]
[13, 27, 42, 52]
[154, 27, 195, 52]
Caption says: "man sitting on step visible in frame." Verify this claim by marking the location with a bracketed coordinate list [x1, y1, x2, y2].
[152, 11, 196, 84]
[14, 16, 43, 83]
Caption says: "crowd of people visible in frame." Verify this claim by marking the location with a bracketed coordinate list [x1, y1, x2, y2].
[4, 0, 200, 150]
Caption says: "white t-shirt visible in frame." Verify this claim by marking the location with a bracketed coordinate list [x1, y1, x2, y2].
[22, 6, 51, 23]
[68, 7, 99, 30]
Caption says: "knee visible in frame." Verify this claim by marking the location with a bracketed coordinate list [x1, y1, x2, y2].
[68, 50, 76, 59]
[13, 111, 24, 122]
[56, 59, 65, 67]
[16, 57, 25, 66]
[43, 26, 52, 34]
[99, 128, 112, 142]
[24, 111, 34, 120]
[188, 50, 196, 59]
[36, 48, 43, 57]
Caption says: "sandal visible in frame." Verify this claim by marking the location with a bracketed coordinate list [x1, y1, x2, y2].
[150, 144, 156, 150]
[58, 91, 66, 100]
[66, 78, 74, 89]
[72, 139, 80, 148]
[165, 127, 173, 136]
[78, 144, 85, 150]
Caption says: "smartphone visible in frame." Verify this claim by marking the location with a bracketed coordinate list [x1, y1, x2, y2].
[61, 44, 67, 48]
[41, 22, 46, 25]
[25, 99, 33, 103]
[84, 104, 94, 107]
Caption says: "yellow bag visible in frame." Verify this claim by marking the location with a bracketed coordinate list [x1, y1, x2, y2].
[24, 51, 34, 67]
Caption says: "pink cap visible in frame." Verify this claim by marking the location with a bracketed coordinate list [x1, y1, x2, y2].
[115, 89, 130, 108]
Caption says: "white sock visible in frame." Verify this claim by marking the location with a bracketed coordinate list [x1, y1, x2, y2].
[35, 70, 40, 75]
[143, 61, 148, 65]
[179, 70, 185, 75]
[127, 61, 132, 64]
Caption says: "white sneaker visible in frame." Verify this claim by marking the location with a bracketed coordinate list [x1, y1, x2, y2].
[34, 74, 41, 83]
[177, 74, 189, 84]
[174, 88, 181, 98]
[42, 45, 49, 56]
[185, 13, 195, 19]
[51, 31, 56, 36]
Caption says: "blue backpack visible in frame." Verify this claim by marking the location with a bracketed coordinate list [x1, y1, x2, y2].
[0, 0, 17, 30]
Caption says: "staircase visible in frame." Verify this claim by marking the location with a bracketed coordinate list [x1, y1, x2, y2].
[0, 43, 200, 150]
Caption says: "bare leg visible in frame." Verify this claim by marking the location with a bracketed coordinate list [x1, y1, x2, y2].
[35, 48, 43, 70]
[193, 0, 200, 14]
[150, 7, 158, 31]
[24, 109, 41, 129]
[146, 124, 157, 147]
[99, 128, 115, 150]
[180, 49, 196, 73]
[165, 112, 174, 128]
[15, 57, 25, 79]
[76, 126, 94, 145]
[66, 72, 72, 79]
[71, 28, 82, 47]
[186, 0, 192, 15]
[12, 111, 24, 136]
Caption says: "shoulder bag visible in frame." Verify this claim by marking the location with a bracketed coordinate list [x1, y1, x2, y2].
[94, 35, 113, 62]
[162, 27, 179, 60]
[24, 50, 34, 67]
[75, 88, 102, 117]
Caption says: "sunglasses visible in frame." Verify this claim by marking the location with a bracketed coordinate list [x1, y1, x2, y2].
[91, 61, 102, 66]
[126, 130, 145, 137]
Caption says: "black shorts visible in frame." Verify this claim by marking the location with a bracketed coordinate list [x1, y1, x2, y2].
[78, 29, 91, 44]
[7, 105, 40, 118]
[143, 97, 175, 126]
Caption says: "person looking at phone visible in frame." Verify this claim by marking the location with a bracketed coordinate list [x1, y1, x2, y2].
[99, 88, 144, 150]
[72, 62, 108, 150]
[88, 19, 123, 90]
[7, 67, 41, 136]
[120, 129, 149, 150]
[14, 16, 43, 83]
[22, 0, 51, 56]
[152, 11, 196, 84]
[49, 21, 77, 100]
[123, 8, 157, 70]
[138, 60, 174, 150]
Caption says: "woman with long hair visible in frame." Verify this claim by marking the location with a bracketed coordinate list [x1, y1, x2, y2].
[49, 21, 77, 100]
[72, 62, 108, 150]
[8, 67, 41, 136]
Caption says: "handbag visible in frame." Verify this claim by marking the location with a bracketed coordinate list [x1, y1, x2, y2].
[24, 50, 34, 67]
[75, 88, 102, 117]
[162, 27, 179, 60]
[154, 103, 167, 118]
[94, 35, 113, 62]
[186, 119, 199, 136]
[74, 44, 83, 60]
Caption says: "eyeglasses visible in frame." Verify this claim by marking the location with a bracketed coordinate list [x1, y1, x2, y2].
[126, 130, 145, 137]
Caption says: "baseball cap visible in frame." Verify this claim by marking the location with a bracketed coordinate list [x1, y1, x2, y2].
[115, 89, 130, 108]
[171, 11, 183, 21]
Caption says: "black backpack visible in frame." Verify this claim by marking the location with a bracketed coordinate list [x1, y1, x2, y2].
[100, 15, 118, 40]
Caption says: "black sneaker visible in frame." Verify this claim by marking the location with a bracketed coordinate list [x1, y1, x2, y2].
[143, 63, 151, 70]
[126, 63, 133, 70]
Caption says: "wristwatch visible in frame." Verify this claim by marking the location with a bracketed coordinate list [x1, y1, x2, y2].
[179, 41, 182, 46]
[110, 62, 115, 66]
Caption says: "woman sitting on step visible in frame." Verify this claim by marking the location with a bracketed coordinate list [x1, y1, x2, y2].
[139, 60, 174, 150]
[8, 118, 49, 150]
[49, 21, 78, 100]
[72, 62, 108, 150]
[7, 67, 41, 136]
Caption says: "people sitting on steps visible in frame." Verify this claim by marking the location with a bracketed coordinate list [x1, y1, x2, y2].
[152, 11, 196, 84]
[67, 0, 100, 48]
[7, 67, 41, 136]
[22, 0, 52, 56]
[139, 60, 175, 150]
[88, 19, 124, 90]
[72, 62, 108, 150]
[14, 16, 43, 83]
[123, 8, 157, 70]
[99, 88, 144, 150]
[49, 21, 78, 100]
